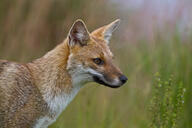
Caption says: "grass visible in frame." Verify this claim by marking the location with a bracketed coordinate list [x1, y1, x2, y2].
[149, 73, 185, 128]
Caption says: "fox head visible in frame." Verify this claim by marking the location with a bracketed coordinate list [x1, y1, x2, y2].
[66, 19, 127, 88]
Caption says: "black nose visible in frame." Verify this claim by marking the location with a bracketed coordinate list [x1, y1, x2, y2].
[119, 75, 128, 84]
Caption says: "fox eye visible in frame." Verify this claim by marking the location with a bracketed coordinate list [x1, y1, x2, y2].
[93, 58, 104, 65]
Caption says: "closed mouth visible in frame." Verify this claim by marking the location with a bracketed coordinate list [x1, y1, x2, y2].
[93, 76, 121, 88]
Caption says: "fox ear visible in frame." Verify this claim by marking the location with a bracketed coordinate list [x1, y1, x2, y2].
[91, 19, 120, 44]
[68, 19, 90, 47]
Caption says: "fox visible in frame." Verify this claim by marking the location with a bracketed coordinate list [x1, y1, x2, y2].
[0, 19, 127, 128]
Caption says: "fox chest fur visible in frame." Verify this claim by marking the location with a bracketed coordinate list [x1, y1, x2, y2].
[0, 58, 82, 128]
[0, 41, 89, 127]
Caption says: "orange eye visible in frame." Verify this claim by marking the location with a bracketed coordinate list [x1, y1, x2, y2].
[93, 58, 104, 65]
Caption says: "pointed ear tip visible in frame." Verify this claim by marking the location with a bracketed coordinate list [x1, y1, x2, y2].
[114, 19, 121, 24]
[74, 19, 85, 25]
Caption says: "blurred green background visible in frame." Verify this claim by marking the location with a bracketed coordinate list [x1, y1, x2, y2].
[0, 0, 192, 127]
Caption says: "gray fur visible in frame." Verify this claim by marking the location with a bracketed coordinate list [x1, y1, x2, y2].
[0, 60, 47, 128]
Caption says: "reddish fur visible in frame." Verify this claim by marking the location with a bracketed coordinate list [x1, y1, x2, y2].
[0, 19, 123, 128]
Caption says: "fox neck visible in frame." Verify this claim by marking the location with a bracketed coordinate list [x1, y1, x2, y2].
[31, 39, 83, 118]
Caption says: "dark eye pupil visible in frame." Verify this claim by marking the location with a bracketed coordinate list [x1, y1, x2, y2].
[93, 58, 103, 65]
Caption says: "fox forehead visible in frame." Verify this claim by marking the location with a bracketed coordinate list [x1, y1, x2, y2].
[70, 36, 113, 60]
[91, 36, 113, 57]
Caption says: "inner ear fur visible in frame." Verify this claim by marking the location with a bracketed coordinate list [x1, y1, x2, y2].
[91, 19, 120, 44]
[68, 19, 90, 47]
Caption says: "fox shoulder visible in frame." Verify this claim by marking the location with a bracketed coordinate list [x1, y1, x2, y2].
[0, 60, 47, 127]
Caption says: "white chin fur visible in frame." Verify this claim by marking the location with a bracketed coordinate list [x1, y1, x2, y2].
[100, 76, 121, 86]
[86, 68, 121, 86]
[69, 65, 121, 86]
[86, 68, 103, 77]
